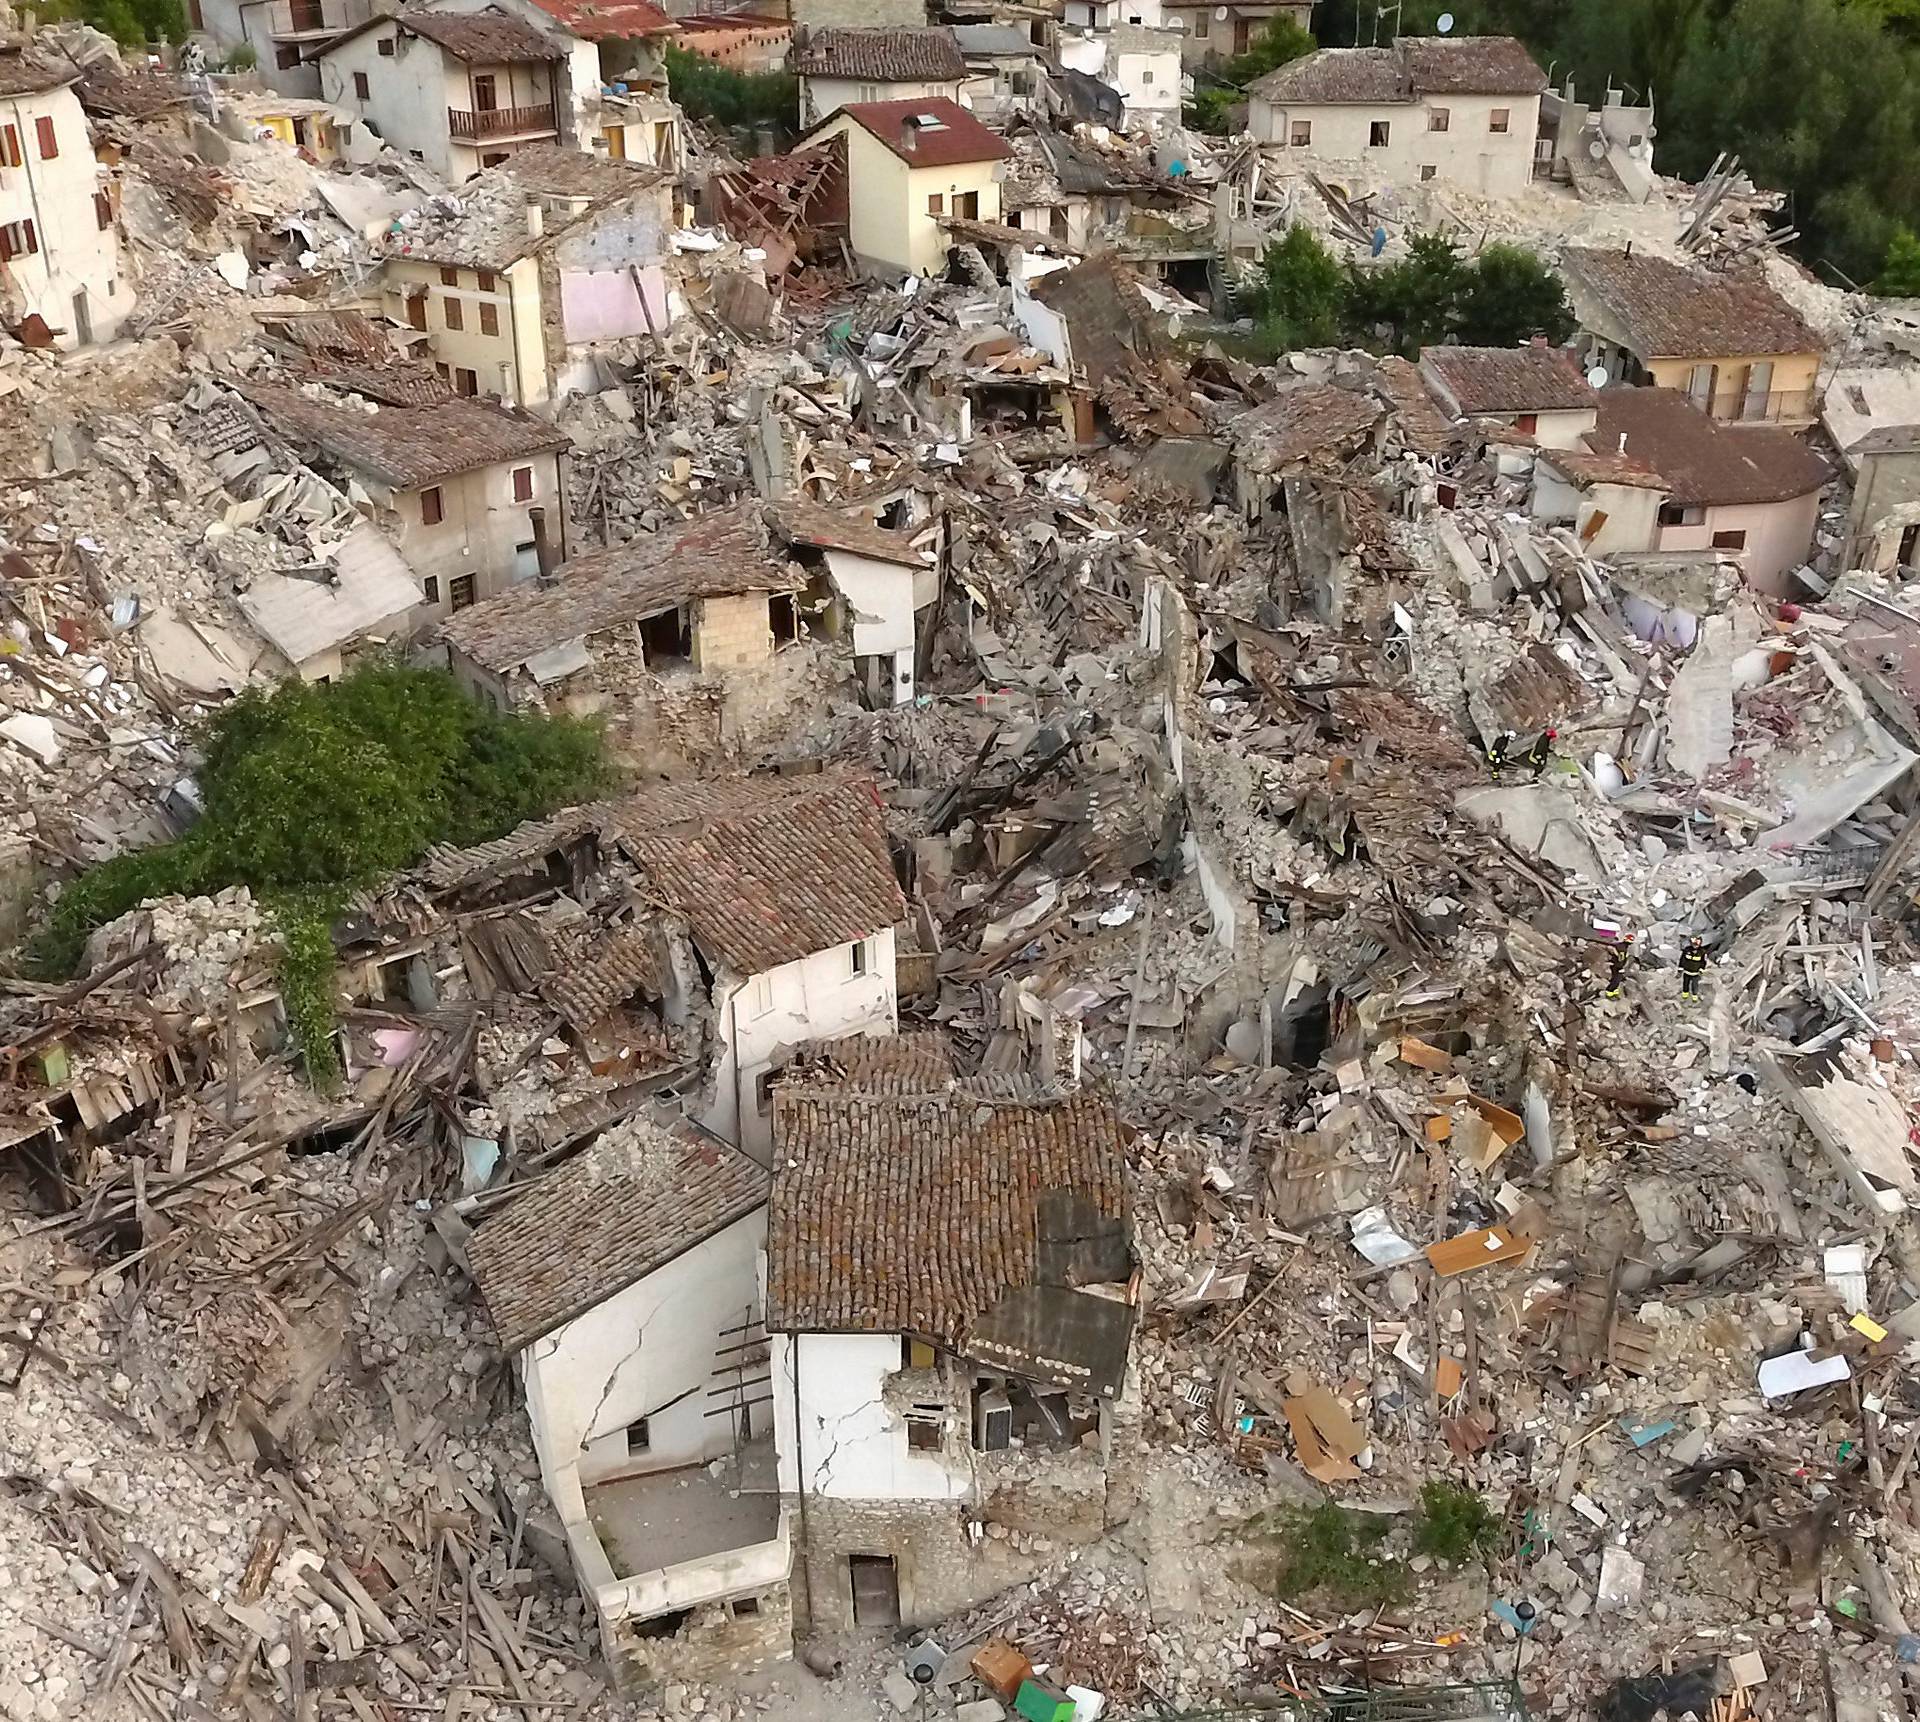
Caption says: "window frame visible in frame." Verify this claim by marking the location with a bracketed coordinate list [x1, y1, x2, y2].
[1368, 118, 1391, 148]
[511, 465, 534, 502]
[479, 300, 499, 337]
[1289, 118, 1311, 146]
[1428, 106, 1449, 132]
[1489, 106, 1511, 133]
[353, 70, 370, 99]
[34, 115, 57, 159]
[420, 486, 445, 526]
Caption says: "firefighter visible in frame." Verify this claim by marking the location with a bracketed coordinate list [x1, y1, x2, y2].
[1679, 935, 1708, 1000]
[1484, 731, 1515, 778]
[1526, 726, 1558, 779]
[1604, 931, 1635, 1000]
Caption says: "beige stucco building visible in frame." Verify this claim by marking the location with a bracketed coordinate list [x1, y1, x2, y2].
[1419, 343, 1598, 450]
[381, 145, 676, 412]
[1248, 34, 1545, 199]
[1563, 246, 1825, 430]
[801, 98, 1010, 277]
[790, 26, 969, 129]
[0, 43, 132, 346]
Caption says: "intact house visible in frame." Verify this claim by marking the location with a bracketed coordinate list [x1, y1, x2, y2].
[380, 145, 677, 412]
[312, 8, 566, 182]
[796, 99, 1009, 278]
[464, 1112, 789, 1696]
[1418, 342, 1598, 449]
[1247, 34, 1547, 199]
[194, 0, 378, 97]
[1161, 0, 1313, 68]
[767, 1045, 1139, 1634]
[235, 376, 571, 618]
[0, 41, 133, 347]
[1530, 386, 1832, 596]
[1561, 246, 1825, 429]
[789, 26, 969, 130]
[436, 0, 683, 166]
[1057, 0, 1182, 134]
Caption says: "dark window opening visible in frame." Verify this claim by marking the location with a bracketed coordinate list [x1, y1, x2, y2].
[626, 1416, 650, 1454]
[377, 33, 395, 53]
[755, 1068, 775, 1116]
[1900, 523, 1920, 567]
[849, 1555, 900, 1627]
[906, 1412, 942, 1451]
[422, 575, 440, 605]
[1274, 984, 1332, 1069]
[275, 44, 301, 69]
[639, 605, 690, 664]
[353, 70, 370, 98]
[851, 939, 868, 977]
[1368, 119, 1390, 147]
[633, 1608, 692, 1639]
[733, 1596, 761, 1617]
[449, 573, 477, 610]
[1711, 528, 1747, 551]
[420, 486, 444, 526]
[455, 367, 478, 397]
[769, 593, 798, 644]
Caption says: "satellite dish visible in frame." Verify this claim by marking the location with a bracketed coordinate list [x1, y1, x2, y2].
[1586, 365, 1609, 388]
[1214, 6, 1227, 17]
[1436, 11, 1454, 31]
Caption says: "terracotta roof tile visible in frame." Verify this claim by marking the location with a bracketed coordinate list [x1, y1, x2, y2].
[522, 0, 678, 39]
[1589, 387, 1831, 506]
[1563, 247, 1822, 363]
[1419, 344, 1596, 416]
[395, 9, 565, 61]
[1250, 34, 1542, 102]
[1228, 381, 1384, 471]
[772, 498, 928, 567]
[768, 1078, 1131, 1344]
[540, 922, 665, 1031]
[808, 97, 1010, 168]
[790, 25, 967, 82]
[612, 771, 906, 976]
[468, 1115, 768, 1352]
[437, 506, 798, 673]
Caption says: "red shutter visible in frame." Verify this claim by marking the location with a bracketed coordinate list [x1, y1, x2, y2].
[94, 191, 112, 230]
[22, 220, 36, 255]
[0, 225, 13, 263]
[1, 124, 18, 167]
[34, 116, 57, 159]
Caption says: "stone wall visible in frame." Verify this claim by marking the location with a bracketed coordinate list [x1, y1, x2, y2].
[603, 1584, 794, 1698]
[788, 0, 926, 28]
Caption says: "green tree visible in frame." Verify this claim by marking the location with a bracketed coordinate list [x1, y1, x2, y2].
[1346, 230, 1466, 353]
[34, 0, 187, 45]
[1244, 224, 1347, 349]
[1453, 242, 1575, 346]
[662, 44, 799, 140]
[1877, 226, 1920, 295]
[1220, 16, 1317, 83]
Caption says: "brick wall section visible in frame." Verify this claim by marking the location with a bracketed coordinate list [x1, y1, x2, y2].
[693, 592, 774, 673]
[603, 1586, 795, 1698]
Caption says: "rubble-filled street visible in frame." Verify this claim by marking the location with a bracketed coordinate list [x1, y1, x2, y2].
[11, 2, 1920, 1720]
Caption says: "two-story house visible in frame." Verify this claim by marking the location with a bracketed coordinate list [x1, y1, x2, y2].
[235, 376, 571, 616]
[789, 26, 970, 129]
[1248, 33, 1546, 198]
[797, 98, 1010, 277]
[380, 145, 676, 412]
[0, 40, 133, 347]
[197, 0, 378, 96]
[313, 7, 566, 181]
[768, 1044, 1138, 1633]
[1162, 0, 1313, 68]
[1561, 245, 1825, 429]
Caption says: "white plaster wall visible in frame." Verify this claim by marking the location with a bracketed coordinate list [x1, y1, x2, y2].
[822, 547, 920, 700]
[372, 449, 564, 617]
[771, 1331, 971, 1499]
[381, 254, 542, 408]
[0, 83, 133, 345]
[1111, 46, 1181, 128]
[703, 928, 899, 1156]
[1659, 494, 1818, 597]
[523, 1207, 767, 1523]
[801, 74, 964, 127]
[318, 27, 458, 178]
[1578, 481, 1661, 556]
[1250, 92, 1540, 196]
[1526, 406, 1597, 450]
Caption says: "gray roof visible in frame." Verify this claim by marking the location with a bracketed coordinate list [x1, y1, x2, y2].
[468, 1114, 768, 1352]
[236, 523, 421, 667]
[1562, 247, 1822, 363]
[952, 23, 1036, 59]
[788, 25, 968, 82]
[1250, 34, 1545, 103]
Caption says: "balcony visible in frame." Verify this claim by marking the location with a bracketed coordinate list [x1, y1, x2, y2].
[1708, 386, 1816, 427]
[263, 0, 373, 39]
[448, 103, 558, 142]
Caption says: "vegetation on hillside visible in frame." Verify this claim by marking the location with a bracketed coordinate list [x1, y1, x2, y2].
[663, 44, 799, 143]
[1186, 18, 1316, 134]
[34, 0, 186, 47]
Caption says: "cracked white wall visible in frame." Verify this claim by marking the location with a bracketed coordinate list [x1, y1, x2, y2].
[523, 1207, 767, 1527]
[770, 1332, 971, 1500]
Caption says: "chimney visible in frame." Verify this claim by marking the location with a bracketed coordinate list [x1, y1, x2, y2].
[1530, 334, 1547, 348]
[900, 116, 919, 154]
[524, 197, 544, 240]
[529, 506, 557, 585]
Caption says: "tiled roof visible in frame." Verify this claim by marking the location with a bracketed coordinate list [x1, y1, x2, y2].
[768, 1079, 1131, 1343]
[1228, 381, 1384, 470]
[809, 97, 1010, 168]
[540, 922, 664, 1031]
[396, 9, 565, 62]
[1420, 343, 1596, 416]
[780, 1031, 956, 1092]
[1562, 247, 1822, 362]
[236, 381, 568, 489]
[0, 41, 75, 97]
[467, 1115, 768, 1352]
[1371, 355, 1461, 455]
[497, 140, 671, 198]
[1539, 445, 1665, 490]
[437, 506, 798, 673]
[1249, 34, 1543, 102]
[522, 0, 679, 39]
[789, 25, 968, 83]
[417, 801, 614, 892]
[1589, 388, 1831, 507]
[772, 498, 928, 567]
[611, 771, 906, 976]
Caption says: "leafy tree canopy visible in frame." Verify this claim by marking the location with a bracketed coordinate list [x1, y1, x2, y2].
[662, 44, 798, 139]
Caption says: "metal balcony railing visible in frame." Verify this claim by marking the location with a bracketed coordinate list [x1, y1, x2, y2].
[448, 103, 558, 140]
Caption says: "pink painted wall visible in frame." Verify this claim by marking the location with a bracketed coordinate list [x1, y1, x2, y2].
[559, 265, 669, 342]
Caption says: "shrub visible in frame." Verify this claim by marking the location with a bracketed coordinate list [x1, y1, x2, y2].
[1412, 1480, 1503, 1565]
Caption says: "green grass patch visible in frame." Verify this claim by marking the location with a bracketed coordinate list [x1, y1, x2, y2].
[1412, 1480, 1502, 1565]
[1234, 1502, 1411, 1609]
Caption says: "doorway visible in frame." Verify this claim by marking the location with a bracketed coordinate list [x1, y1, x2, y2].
[848, 1554, 899, 1626]
[70, 290, 91, 345]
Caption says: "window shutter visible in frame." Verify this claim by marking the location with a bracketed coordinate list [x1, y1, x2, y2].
[35, 116, 57, 159]
[22, 219, 36, 255]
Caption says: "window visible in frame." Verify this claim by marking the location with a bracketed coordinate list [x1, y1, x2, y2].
[276, 44, 301, 69]
[512, 466, 533, 502]
[955, 190, 979, 219]
[1711, 529, 1747, 551]
[1515, 412, 1537, 434]
[731, 1597, 761, 1618]
[1901, 523, 1920, 568]
[480, 152, 509, 167]
[420, 486, 445, 526]
[1657, 502, 1707, 527]
[455, 367, 478, 396]
[94, 191, 112, 231]
[625, 1417, 650, 1455]
[851, 938, 868, 977]
[1141, 67, 1153, 83]
[35, 116, 57, 159]
[1687, 362, 1717, 410]
[422, 575, 441, 604]
[1289, 119, 1311, 146]
[443, 295, 463, 331]
[479, 301, 499, 337]
[475, 270, 495, 292]
[927, 192, 944, 215]
[1368, 119, 1390, 147]
[377, 34, 395, 53]
[449, 573, 477, 610]
[901, 1336, 936, 1370]
[0, 220, 38, 261]
[1489, 107, 1510, 133]
[754, 1068, 775, 1115]
[353, 70, 370, 99]
[405, 291, 427, 331]
[1, 124, 20, 168]
[1428, 107, 1449, 131]
[1419, 164, 1436, 181]
[472, 73, 497, 111]
[1193, 9, 1208, 35]
[906, 1409, 943, 1451]
[439, 266, 459, 287]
